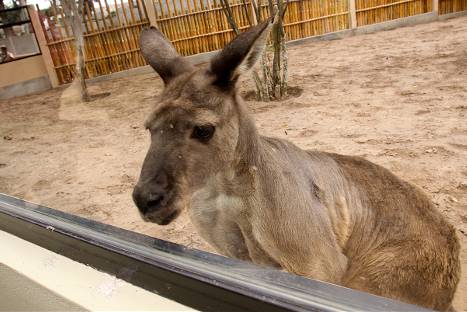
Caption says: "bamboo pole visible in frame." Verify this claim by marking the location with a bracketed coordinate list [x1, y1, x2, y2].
[343, 0, 349, 29]
[192, 0, 205, 53]
[128, 0, 137, 22]
[325, 0, 330, 33]
[96, 0, 118, 72]
[200, 0, 213, 52]
[171, 0, 184, 53]
[320, 0, 326, 34]
[310, 0, 316, 35]
[83, 0, 100, 76]
[48, 0, 73, 80]
[299, 0, 305, 37]
[127, 0, 143, 63]
[243, 0, 253, 26]
[114, 0, 140, 68]
[250, 0, 260, 25]
[356, 0, 360, 25]
[135, 0, 145, 21]
[203, 0, 215, 52]
[50, 0, 65, 38]
[205, 0, 219, 51]
[114, 0, 132, 57]
[120, 0, 136, 53]
[155, 0, 169, 42]
[305, 0, 312, 37]
[58, 0, 77, 80]
[185, 0, 198, 53]
[170, 0, 181, 47]
[220, 0, 240, 34]
[163, 0, 175, 41]
[332, 0, 338, 31]
[312, 0, 318, 34]
[103, 0, 127, 71]
[56, 0, 71, 37]
[212, 0, 226, 48]
[177, 0, 193, 55]
[48, 1, 70, 71]
[80, 1, 95, 76]
[210, 0, 220, 49]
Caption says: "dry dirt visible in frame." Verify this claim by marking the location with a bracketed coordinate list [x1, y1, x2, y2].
[1, 15, 466, 310]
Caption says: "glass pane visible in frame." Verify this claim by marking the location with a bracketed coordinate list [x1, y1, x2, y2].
[0, 21, 40, 63]
[1, 6, 40, 63]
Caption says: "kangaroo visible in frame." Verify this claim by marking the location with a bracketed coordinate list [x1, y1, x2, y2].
[132, 20, 460, 311]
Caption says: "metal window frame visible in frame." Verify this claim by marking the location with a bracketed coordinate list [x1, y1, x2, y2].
[0, 5, 41, 63]
[0, 193, 431, 312]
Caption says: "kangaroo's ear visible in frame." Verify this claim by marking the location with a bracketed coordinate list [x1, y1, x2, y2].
[208, 19, 273, 89]
[140, 27, 194, 84]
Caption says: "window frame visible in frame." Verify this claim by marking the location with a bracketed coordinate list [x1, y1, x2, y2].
[0, 193, 432, 312]
[0, 5, 42, 64]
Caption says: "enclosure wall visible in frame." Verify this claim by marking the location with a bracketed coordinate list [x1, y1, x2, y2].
[0, 55, 51, 99]
[0, 55, 48, 88]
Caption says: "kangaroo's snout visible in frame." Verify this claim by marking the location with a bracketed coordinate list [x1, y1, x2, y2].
[132, 171, 178, 225]
[132, 185, 166, 215]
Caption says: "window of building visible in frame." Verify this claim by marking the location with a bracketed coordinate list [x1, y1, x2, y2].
[0, 5, 41, 64]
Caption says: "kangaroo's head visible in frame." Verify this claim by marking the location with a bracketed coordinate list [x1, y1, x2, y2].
[133, 20, 272, 225]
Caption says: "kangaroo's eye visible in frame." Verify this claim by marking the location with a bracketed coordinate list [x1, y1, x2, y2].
[192, 125, 215, 142]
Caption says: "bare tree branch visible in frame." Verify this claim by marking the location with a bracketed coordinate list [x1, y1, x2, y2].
[219, 0, 239, 35]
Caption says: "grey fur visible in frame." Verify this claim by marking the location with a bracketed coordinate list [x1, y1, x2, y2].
[134, 22, 460, 311]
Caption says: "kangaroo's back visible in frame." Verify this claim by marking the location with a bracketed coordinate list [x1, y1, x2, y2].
[325, 152, 460, 311]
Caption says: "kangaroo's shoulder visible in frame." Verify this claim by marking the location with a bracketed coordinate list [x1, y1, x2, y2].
[316, 151, 411, 190]
[320, 151, 449, 225]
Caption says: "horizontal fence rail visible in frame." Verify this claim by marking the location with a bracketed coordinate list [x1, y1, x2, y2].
[36, 0, 467, 84]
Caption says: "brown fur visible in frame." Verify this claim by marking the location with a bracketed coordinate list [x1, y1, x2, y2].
[330, 154, 460, 310]
[133, 21, 460, 311]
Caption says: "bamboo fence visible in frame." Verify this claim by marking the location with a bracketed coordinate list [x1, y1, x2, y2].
[279, 0, 349, 40]
[37, 0, 466, 85]
[153, 0, 252, 56]
[439, 0, 467, 13]
[39, 0, 150, 83]
[355, 0, 432, 26]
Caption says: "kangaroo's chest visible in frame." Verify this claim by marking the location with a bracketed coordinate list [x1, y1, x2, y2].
[189, 186, 245, 249]
[189, 185, 278, 266]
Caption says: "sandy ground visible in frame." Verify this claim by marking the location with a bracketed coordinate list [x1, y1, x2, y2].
[1, 16, 466, 310]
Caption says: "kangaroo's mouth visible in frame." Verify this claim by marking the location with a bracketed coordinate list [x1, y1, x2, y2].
[160, 209, 181, 225]
[141, 191, 182, 225]
[143, 207, 180, 225]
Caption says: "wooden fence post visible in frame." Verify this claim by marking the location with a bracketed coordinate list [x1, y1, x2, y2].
[348, 0, 357, 29]
[433, 0, 439, 15]
[144, 0, 158, 27]
[27, 5, 60, 88]
[250, 0, 259, 25]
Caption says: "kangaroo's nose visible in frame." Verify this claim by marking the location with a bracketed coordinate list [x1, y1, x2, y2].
[132, 172, 169, 215]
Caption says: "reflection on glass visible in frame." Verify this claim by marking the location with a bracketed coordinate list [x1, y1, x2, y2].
[0, 6, 40, 63]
